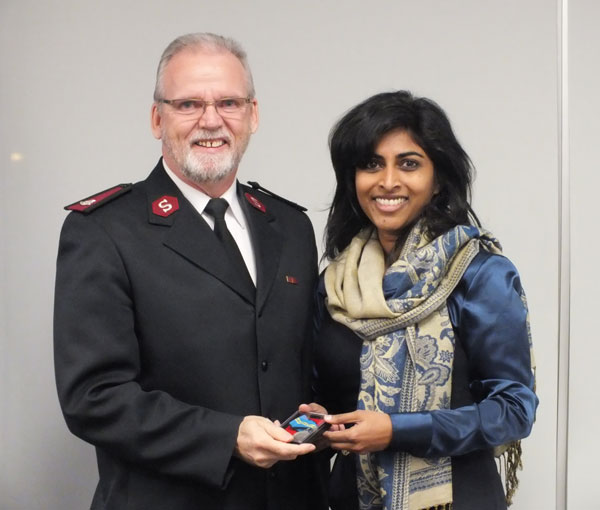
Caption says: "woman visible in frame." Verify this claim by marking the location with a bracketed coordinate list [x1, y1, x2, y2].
[312, 91, 537, 510]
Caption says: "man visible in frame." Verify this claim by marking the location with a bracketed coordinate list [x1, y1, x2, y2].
[54, 33, 325, 510]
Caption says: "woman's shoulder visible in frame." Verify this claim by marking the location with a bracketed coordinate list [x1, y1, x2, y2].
[450, 249, 524, 310]
[463, 249, 521, 285]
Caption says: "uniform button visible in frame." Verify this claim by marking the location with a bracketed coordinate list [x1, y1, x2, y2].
[261, 360, 269, 371]
[470, 380, 484, 400]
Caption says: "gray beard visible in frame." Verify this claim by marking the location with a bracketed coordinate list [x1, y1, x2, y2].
[181, 149, 237, 183]
[162, 126, 251, 185]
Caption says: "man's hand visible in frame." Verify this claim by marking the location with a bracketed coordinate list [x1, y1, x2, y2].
[234, 415, 315, 468]
[323, 410, 392, 454]
[298, 402, 327, 415]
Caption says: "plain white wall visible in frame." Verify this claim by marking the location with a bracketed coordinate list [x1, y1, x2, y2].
[1, 0, 560, 508]
[568, 0, 599, 507]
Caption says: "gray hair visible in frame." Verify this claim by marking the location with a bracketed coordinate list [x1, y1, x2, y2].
[153, 32, 255, 101]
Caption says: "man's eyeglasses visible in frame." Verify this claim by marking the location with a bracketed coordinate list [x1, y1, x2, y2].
[158, 97, 253, 117]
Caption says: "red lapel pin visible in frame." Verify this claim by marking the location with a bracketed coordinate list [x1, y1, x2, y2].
[152, 196, 179, 217]
[286, 276, 298, 284]
[245, 192, 266, 213]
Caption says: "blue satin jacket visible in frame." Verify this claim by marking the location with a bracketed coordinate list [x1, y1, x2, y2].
[314, 251, 538, 459]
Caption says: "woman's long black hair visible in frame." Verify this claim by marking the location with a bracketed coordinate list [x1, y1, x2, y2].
[324, 90, 479, 261]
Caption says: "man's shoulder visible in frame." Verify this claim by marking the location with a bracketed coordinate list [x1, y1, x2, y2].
[61, 162, 168, 223]
[64, 179, 148, 221]
[62, 160, 174, 216]
[240, 181, 309, 218]
[63, 183, 136, 215]
[240, 182, 316, 252]
[59, 176, 152, 243]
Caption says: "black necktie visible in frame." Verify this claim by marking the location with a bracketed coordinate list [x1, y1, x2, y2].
[204, 198, 255, 294]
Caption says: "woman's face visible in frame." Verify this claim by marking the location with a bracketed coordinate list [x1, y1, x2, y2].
[355, 129, 437, 254]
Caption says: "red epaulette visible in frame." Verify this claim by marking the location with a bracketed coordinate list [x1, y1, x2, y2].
[246, 181, 307, 212]
[64, 183, 133, 214]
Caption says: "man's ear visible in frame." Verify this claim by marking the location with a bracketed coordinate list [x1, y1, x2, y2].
[250, 98, 259, 134]
[150, 103, 162, 140]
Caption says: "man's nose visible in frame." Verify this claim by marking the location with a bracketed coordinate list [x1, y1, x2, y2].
[197, 103, 224, 129]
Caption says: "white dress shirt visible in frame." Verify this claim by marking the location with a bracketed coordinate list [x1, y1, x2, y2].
[162, 161, 257, 284]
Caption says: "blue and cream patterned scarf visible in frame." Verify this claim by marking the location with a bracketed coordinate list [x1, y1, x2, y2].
[324, 221, 502, 510]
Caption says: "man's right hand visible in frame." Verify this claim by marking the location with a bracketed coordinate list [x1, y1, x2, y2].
[234, 415, 315, 468]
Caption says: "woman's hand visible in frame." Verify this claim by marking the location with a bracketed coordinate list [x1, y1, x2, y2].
[295, 402, 339, 451]
[323, 410, 392, 454]
[298, 403, 344, 433]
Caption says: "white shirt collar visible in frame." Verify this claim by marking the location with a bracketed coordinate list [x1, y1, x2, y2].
[162, 159, 246, 230]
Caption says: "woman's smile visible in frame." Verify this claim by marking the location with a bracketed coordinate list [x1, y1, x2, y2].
[355, 129, 437, 254]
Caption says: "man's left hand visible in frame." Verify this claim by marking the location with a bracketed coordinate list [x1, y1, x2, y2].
[234, 415, 315, 468]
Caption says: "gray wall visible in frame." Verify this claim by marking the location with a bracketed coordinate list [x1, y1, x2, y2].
[0, 0, 587, 508]
[568, 0, 599, 507]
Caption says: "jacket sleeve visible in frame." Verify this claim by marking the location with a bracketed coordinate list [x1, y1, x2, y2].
[53, 212, 243, 487]
[388, 253, 538, 458]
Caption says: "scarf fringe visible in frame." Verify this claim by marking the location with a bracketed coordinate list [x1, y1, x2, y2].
[497, 440, 523, 506]
[420, 441, 522, 509]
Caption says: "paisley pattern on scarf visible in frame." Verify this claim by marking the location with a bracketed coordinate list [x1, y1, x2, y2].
[325, 222, 502, 510]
